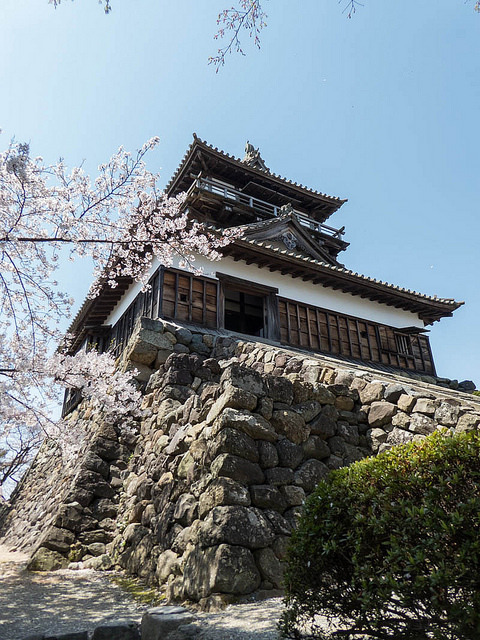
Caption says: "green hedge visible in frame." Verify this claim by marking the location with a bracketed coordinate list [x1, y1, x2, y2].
[281, 431, 480, 639]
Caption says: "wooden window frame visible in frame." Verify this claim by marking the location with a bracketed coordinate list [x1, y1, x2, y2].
[216, 272, 281, 341]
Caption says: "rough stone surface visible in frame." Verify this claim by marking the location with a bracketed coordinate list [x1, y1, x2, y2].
[2, 317, 479, 606]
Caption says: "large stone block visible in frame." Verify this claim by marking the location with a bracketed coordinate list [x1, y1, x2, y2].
[199, 506, 275, 548]
[198, 477, 251, 519]
[254, 547, 284, 589]
[368, 402, 397, 428]
[211, 453, 264, 485]
[257, 440, 279, 469]
[206, 387, 258, 424]
[294, 459, 329, 492]
[141, 607, 194, 640]
[264, 375, 294, 403]
[276, 438, 304, 469]
[42, 526, 75, 554]
[183, 544, 260, 600]
[270, 410, 309, 444]
[409, 412, 435, 435]
[309, 405, 338, 439]
[27, 547, 68, 571]
[435, 401, 461, 427]
[213, 408, 278, 442]
[209, 428, 259, 463]
[250, 485, 287, 512]
[220, 364, 265, 396]
[301, 435, 330, 460]
[359, 382, 384, 404]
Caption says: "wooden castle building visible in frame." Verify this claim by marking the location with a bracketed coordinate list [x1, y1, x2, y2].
[65, 136, 463, 411]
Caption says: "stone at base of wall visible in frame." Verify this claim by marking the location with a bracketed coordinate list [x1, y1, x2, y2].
[21, 607, 200, 640]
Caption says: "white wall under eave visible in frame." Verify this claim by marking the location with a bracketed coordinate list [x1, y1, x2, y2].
[105, 255, 425, 330]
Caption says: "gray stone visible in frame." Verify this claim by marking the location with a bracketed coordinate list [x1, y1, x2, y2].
[83, 554, 114, 571]
[336, 422, 360, 445]
[335, 395, 355, 411]
[383, 383, 405, 404]
[359, 382, 384, 404]
[294, 459, 329, 492]
[311, 385, 336, 405]
[254, 547, 284, 589]
[301, 435, 330, 460]
[209, 428, 259, 463]
[279, 485, 306, 507]
[413, 398, 436, 416]
[409, 412, 435, 435]
[213, 408, 277, 442]
[386, 427, 416, 447]
[455, 412, 480, 434]
[270, 410, 309, 444]
[54, 502, 84, 532]
[264, 466, 294, 486]
[220, 364, 265, 396]
[391, 411, 411, 429]
[397, 394, 416, 413]
[257, 440, 279, 469]
[257, 396, 274, 420]
[366, 428, 388, 452]
[156, 550, 180, 583]
[199, 506, 275, 548]
[87, 542, 106, 557]
[141, 607, 194, 640]
[27, 547, 68, 571]
[43, 527, 75, 554]
[211, 453, 264, 485]
[327, 435, 346, 458]
[173, 494, 198, 526]
[272, 535, 290, 561]
[309, 405, 338, 438]
[435, 401, 461, 427]
[83, 452, 110, 479]
[459, 380, 476, 391]
[250, 485, 287, 512]
[343, 444, 367, 464]
[264, 375, 293, 403]
[368, 402, 396, 428]
[198, 478, 251, 518]
[183, 544, 260, 600]
[276, 439, 304, 469]
[292, 401, 322, 423]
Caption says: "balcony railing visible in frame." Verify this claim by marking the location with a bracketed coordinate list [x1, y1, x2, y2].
[189, 176, 345, 239]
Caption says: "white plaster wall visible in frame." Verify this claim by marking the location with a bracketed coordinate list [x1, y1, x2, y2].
[105, 254, 424, 329]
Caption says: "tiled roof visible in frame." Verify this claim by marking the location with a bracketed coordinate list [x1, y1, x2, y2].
[166, 134, 346, 206]
[213, 220, 462, 310]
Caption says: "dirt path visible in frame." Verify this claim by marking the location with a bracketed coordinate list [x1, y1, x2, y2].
[0, 545, 148, 640]
[0, 545, 286, 640]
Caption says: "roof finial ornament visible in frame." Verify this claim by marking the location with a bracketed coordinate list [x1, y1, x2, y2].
[242, 140, 268, 171]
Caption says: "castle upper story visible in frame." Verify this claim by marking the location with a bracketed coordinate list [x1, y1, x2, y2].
[64, 136, 463, 415]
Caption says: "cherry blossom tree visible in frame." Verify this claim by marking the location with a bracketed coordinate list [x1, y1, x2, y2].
[0, 134, 230, 492]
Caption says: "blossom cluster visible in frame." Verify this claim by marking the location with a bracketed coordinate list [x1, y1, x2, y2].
[0, 134, 229, 488]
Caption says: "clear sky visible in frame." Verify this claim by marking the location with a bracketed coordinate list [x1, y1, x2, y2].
[1, 0, 479, 383]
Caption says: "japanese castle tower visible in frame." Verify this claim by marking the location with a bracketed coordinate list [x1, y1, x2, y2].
[67, 136, 462, 390]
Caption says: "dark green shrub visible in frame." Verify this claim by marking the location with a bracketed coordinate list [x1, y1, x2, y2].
[281, 431, 480, 639]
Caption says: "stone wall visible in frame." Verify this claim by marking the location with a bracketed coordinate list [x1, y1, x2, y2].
[2, 317, 480, 607]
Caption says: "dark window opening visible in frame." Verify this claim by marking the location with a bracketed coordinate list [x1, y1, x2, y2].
[395, 333, 413, 356]
[224, 288, 265, 337]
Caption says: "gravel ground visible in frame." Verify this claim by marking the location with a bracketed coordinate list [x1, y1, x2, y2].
[0, 545, 288, 640]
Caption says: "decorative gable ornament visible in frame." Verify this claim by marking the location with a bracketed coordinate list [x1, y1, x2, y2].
[242, 140, 268, 171]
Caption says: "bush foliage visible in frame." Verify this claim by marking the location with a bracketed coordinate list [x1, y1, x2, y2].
[281, 431, 480, 639]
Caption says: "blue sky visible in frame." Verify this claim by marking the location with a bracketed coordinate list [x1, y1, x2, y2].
[1, 0, 479, 382]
